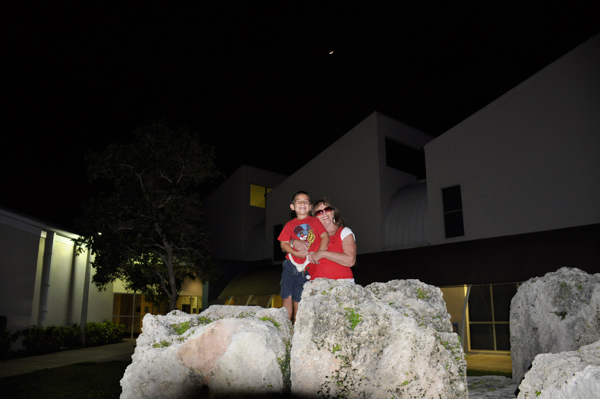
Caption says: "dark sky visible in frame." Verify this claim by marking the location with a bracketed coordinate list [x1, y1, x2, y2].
[4, 2, 598, 230]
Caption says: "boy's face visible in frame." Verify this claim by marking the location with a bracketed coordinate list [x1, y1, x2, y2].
[290, 193, 311, 216]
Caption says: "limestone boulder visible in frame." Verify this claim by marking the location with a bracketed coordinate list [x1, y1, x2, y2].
[120, 306, 291, 399]
[516, 339, 600, 399]
[510, 267, 600, 382]
[291, 278, 468, 399]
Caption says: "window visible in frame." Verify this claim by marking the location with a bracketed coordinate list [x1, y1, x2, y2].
[112, 293, 201, 337]
[468, 284, 518, 351]
[442, 185, 464, 238]
[250, 184, 273, 208]
[385, 137, 426, 179]
[224, 294, 282, 308]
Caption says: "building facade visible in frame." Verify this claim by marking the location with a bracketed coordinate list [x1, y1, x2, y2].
[212, 34, 600, 354]
[0, 208, 206, 338]
[0, 208, 112, 334]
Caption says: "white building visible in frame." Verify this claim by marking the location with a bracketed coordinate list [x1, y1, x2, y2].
[0, 209, 111, 335]
[210, 34, 600, 353]
[264, 112, 434, 257]
[425, 33, 600, 244]
[0, 208, 206, 337]
[203, 165, 288, 261]
[3, 34, 598, 353]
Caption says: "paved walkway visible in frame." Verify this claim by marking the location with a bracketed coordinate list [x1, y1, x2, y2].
[0, 339, 136, 379]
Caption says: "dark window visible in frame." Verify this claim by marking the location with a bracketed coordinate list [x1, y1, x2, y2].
[468, 284, 518, 351]
[469, 324, 495, 350]
[442, 186, 464, 238]
[495, 324, 511, 351]
[468, 286, 493, 322]
[385, 138, 426, 179]
[273, 224, 284, 261]
[492, 284, 518, 321]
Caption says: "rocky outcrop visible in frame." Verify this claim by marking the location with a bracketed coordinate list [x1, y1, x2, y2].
[516, 339, 600, 399]
[291, 278, 468, 399]
[510, 267, 600, 382]
[120, 306, 291, 399]
[121, 279, 472, 398]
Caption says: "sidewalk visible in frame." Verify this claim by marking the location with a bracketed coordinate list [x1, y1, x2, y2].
[0, 339, 136, 379]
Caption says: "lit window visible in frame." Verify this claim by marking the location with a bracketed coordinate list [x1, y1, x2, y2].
[250, 184, 273, 208]
[442, 185, 465, 238]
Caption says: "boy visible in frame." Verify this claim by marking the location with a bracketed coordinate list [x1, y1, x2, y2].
[278, 191, 329, 322]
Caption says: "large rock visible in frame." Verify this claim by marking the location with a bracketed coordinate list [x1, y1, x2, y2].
[291, 278, 468, 398]
[510, 267, 600, 382]
[120, 306, 291, 398]
[516, 339, 600, 399]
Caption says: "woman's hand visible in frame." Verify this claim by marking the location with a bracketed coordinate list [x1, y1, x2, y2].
[291, 239, 310, 256]
[307, 234, 357, 267]
[309, 250, 325, 263]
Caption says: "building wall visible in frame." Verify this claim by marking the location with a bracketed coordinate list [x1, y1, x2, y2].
[203, 165, 287, 261]
[265, 112, 434, 257]
[45, 234, 78, 326]
[0, 214, 43, 332]
[425, 34, 600, 244]
[266, 113, 383, 256]
[377, 113, 433, 220]
[0, 209, 113, 333]
[42, 235, 113, 327]
[86, 275, 114, 324]
[377, 114, 434, 249]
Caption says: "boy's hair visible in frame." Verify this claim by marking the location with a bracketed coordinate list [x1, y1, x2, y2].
[290, 191, 309, 204]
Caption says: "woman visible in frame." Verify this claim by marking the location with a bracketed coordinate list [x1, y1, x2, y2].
[290, 198, 356, 280]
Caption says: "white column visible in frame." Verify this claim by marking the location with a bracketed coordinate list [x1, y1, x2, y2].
[37, 231, 55, 326]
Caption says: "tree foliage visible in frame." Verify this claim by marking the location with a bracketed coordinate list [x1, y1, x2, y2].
[74, 121, 221, 310]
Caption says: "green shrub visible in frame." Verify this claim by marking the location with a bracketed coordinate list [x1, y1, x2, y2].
[1, 326, 14, 355]
[85, 320, 125, 346]
[12, 320, 124, 356]
[60, 324, 83, 349]
[18, 324, 82, 355]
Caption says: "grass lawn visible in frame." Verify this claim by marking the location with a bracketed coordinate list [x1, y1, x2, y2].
[1, 361, 130, 399]
[467, 369, 512, 378]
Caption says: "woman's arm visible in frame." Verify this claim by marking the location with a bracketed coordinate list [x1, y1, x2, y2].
[310, 234, 356, 267]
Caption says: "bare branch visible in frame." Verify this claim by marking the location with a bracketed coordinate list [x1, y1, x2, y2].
[114, 226, 134, 232]
[120, 163, 149, 202]
[159, 170, 173, 184]
[155, 271, 170, 298]
[176, 154, 185, 184]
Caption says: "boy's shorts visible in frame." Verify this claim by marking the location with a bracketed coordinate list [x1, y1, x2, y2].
[280, 259, 309, 302]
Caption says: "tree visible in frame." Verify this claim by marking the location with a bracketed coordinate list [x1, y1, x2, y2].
[74, 121, 221, 311]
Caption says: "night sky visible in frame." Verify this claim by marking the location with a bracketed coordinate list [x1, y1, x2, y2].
[4, 2, 598, 230]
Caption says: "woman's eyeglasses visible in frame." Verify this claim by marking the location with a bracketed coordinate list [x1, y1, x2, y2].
[314, 206, 333, 216]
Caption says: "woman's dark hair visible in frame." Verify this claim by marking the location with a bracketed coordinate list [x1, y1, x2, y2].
[310, 197, 346, 228]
